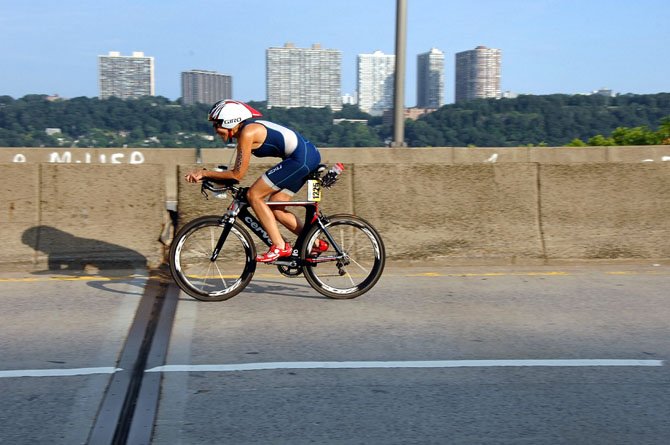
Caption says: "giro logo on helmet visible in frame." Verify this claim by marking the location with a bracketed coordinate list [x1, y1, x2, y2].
[222, 117, 242, 125]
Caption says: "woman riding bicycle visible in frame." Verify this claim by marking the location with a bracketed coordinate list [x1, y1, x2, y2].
[185, 99, 323, 262]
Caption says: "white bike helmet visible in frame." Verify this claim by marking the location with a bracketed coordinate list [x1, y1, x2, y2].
[208, 100, 263, 129]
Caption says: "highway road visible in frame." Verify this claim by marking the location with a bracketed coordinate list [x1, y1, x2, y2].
[1, 263, 669, 444]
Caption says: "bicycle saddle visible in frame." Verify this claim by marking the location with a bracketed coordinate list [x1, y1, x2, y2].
[306, 164, 327, 180]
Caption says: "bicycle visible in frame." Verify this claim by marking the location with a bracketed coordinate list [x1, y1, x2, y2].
[169, 164, 385, 301]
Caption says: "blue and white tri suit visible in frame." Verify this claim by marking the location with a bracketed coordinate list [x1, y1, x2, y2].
[248, 120, 321, 195]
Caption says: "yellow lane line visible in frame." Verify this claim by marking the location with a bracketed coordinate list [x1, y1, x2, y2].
[0, 270, 667, 284]
[0, 275, 159, 283]
[408, 272, 571, 277]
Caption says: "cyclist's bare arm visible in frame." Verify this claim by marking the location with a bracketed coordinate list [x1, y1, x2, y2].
[185, 123, 266, 183]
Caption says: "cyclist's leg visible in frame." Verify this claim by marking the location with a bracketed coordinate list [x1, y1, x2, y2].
[247, 178, 286, 247]
[259, 141, 320, 239]
[269, 190, 304, 235]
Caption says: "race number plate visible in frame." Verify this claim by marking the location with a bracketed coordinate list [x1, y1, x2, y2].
[307, 179, 322, 202]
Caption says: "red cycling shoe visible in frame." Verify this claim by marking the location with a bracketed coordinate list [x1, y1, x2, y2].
[256, 243, 292, 263]
[310, 239, 329, 256]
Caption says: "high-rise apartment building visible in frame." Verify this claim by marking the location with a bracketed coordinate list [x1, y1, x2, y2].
[357, 50, 395, 116]
[266, 43, 342, 110]
[181, 70, 232, 105]
[417, 48, 445, 109]
[98, 51, 154, 100]
[455, 46, 501, 103]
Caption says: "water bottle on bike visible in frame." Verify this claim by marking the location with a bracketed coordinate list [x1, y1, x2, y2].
[321, 162, 344, 188]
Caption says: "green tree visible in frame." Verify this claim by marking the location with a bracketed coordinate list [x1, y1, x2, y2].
[566, 138, 587, 147]
[611, 126, 657, 145]
[657, 117, 670, 144]
[587, 134, 615, 146]
[2, 93, 670, 148]
[405, 120, 445, 147]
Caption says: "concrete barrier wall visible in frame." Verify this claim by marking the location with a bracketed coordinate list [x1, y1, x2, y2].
[178, 161, 670, 265]
[350, 163, 544, 263]
[1, 163, 40, 266]
[0, 163, 166, 270]
[2, 146, 670, 269]
[1, 147, 196, 206]
[540, 163, 670, 260]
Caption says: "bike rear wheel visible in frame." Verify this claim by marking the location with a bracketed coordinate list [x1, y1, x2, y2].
[169, 216, 256, 301]
[302, 215, 385, 299]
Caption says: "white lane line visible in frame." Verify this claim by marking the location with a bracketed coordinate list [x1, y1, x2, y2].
[0, 367, 122, 378]
[146, 359, 664, 373]
[2, 360, 663, 378]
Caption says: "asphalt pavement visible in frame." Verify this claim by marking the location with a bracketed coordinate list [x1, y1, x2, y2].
[1, 262, 669, 444]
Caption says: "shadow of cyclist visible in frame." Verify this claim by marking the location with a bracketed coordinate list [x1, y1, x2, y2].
[242, 279, 326, 299]
[21, 225, 148, 275]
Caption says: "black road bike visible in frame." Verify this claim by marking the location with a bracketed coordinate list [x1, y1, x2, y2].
[169, 165, 385, 301]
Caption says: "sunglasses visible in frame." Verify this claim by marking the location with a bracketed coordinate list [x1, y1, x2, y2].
[212, 120, 223, 128]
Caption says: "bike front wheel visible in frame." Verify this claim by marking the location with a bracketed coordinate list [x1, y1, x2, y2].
[169, 216, 256, 301]
[302, 215, 385, 299]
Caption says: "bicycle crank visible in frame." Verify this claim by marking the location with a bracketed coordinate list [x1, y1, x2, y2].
[277, 264, 303, 277]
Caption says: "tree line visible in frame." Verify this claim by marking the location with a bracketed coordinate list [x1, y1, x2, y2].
[0, 93, 669, 148]
[407, 93, 670, 147]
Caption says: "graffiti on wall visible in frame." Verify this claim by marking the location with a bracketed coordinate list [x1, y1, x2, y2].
[10, 151, 146, 164]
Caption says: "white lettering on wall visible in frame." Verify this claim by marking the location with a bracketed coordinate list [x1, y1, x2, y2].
[130, 151, 145, 164]
[11, 151, 146, 164]
[50, 151, 72, 163]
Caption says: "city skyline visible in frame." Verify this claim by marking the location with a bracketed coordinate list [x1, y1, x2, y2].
[1, 1, 669, 104]
[98, 45, 460, 112]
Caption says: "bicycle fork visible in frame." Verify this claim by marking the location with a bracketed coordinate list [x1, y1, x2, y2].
[210, 222, 233, 262]
[211, 199, 243, 262]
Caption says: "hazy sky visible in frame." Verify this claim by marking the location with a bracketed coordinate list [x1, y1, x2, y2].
[1, 0, 668, 105]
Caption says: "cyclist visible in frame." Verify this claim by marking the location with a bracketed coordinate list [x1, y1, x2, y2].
[185, 99, 324, 262]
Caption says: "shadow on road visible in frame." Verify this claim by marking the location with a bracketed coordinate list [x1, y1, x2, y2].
[21, 225, 156, 295]
[22, 225, 148, 273]
[174, 278, 327, 302]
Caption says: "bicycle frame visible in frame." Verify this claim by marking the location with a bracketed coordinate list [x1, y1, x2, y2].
[213, 192, 342, 266]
